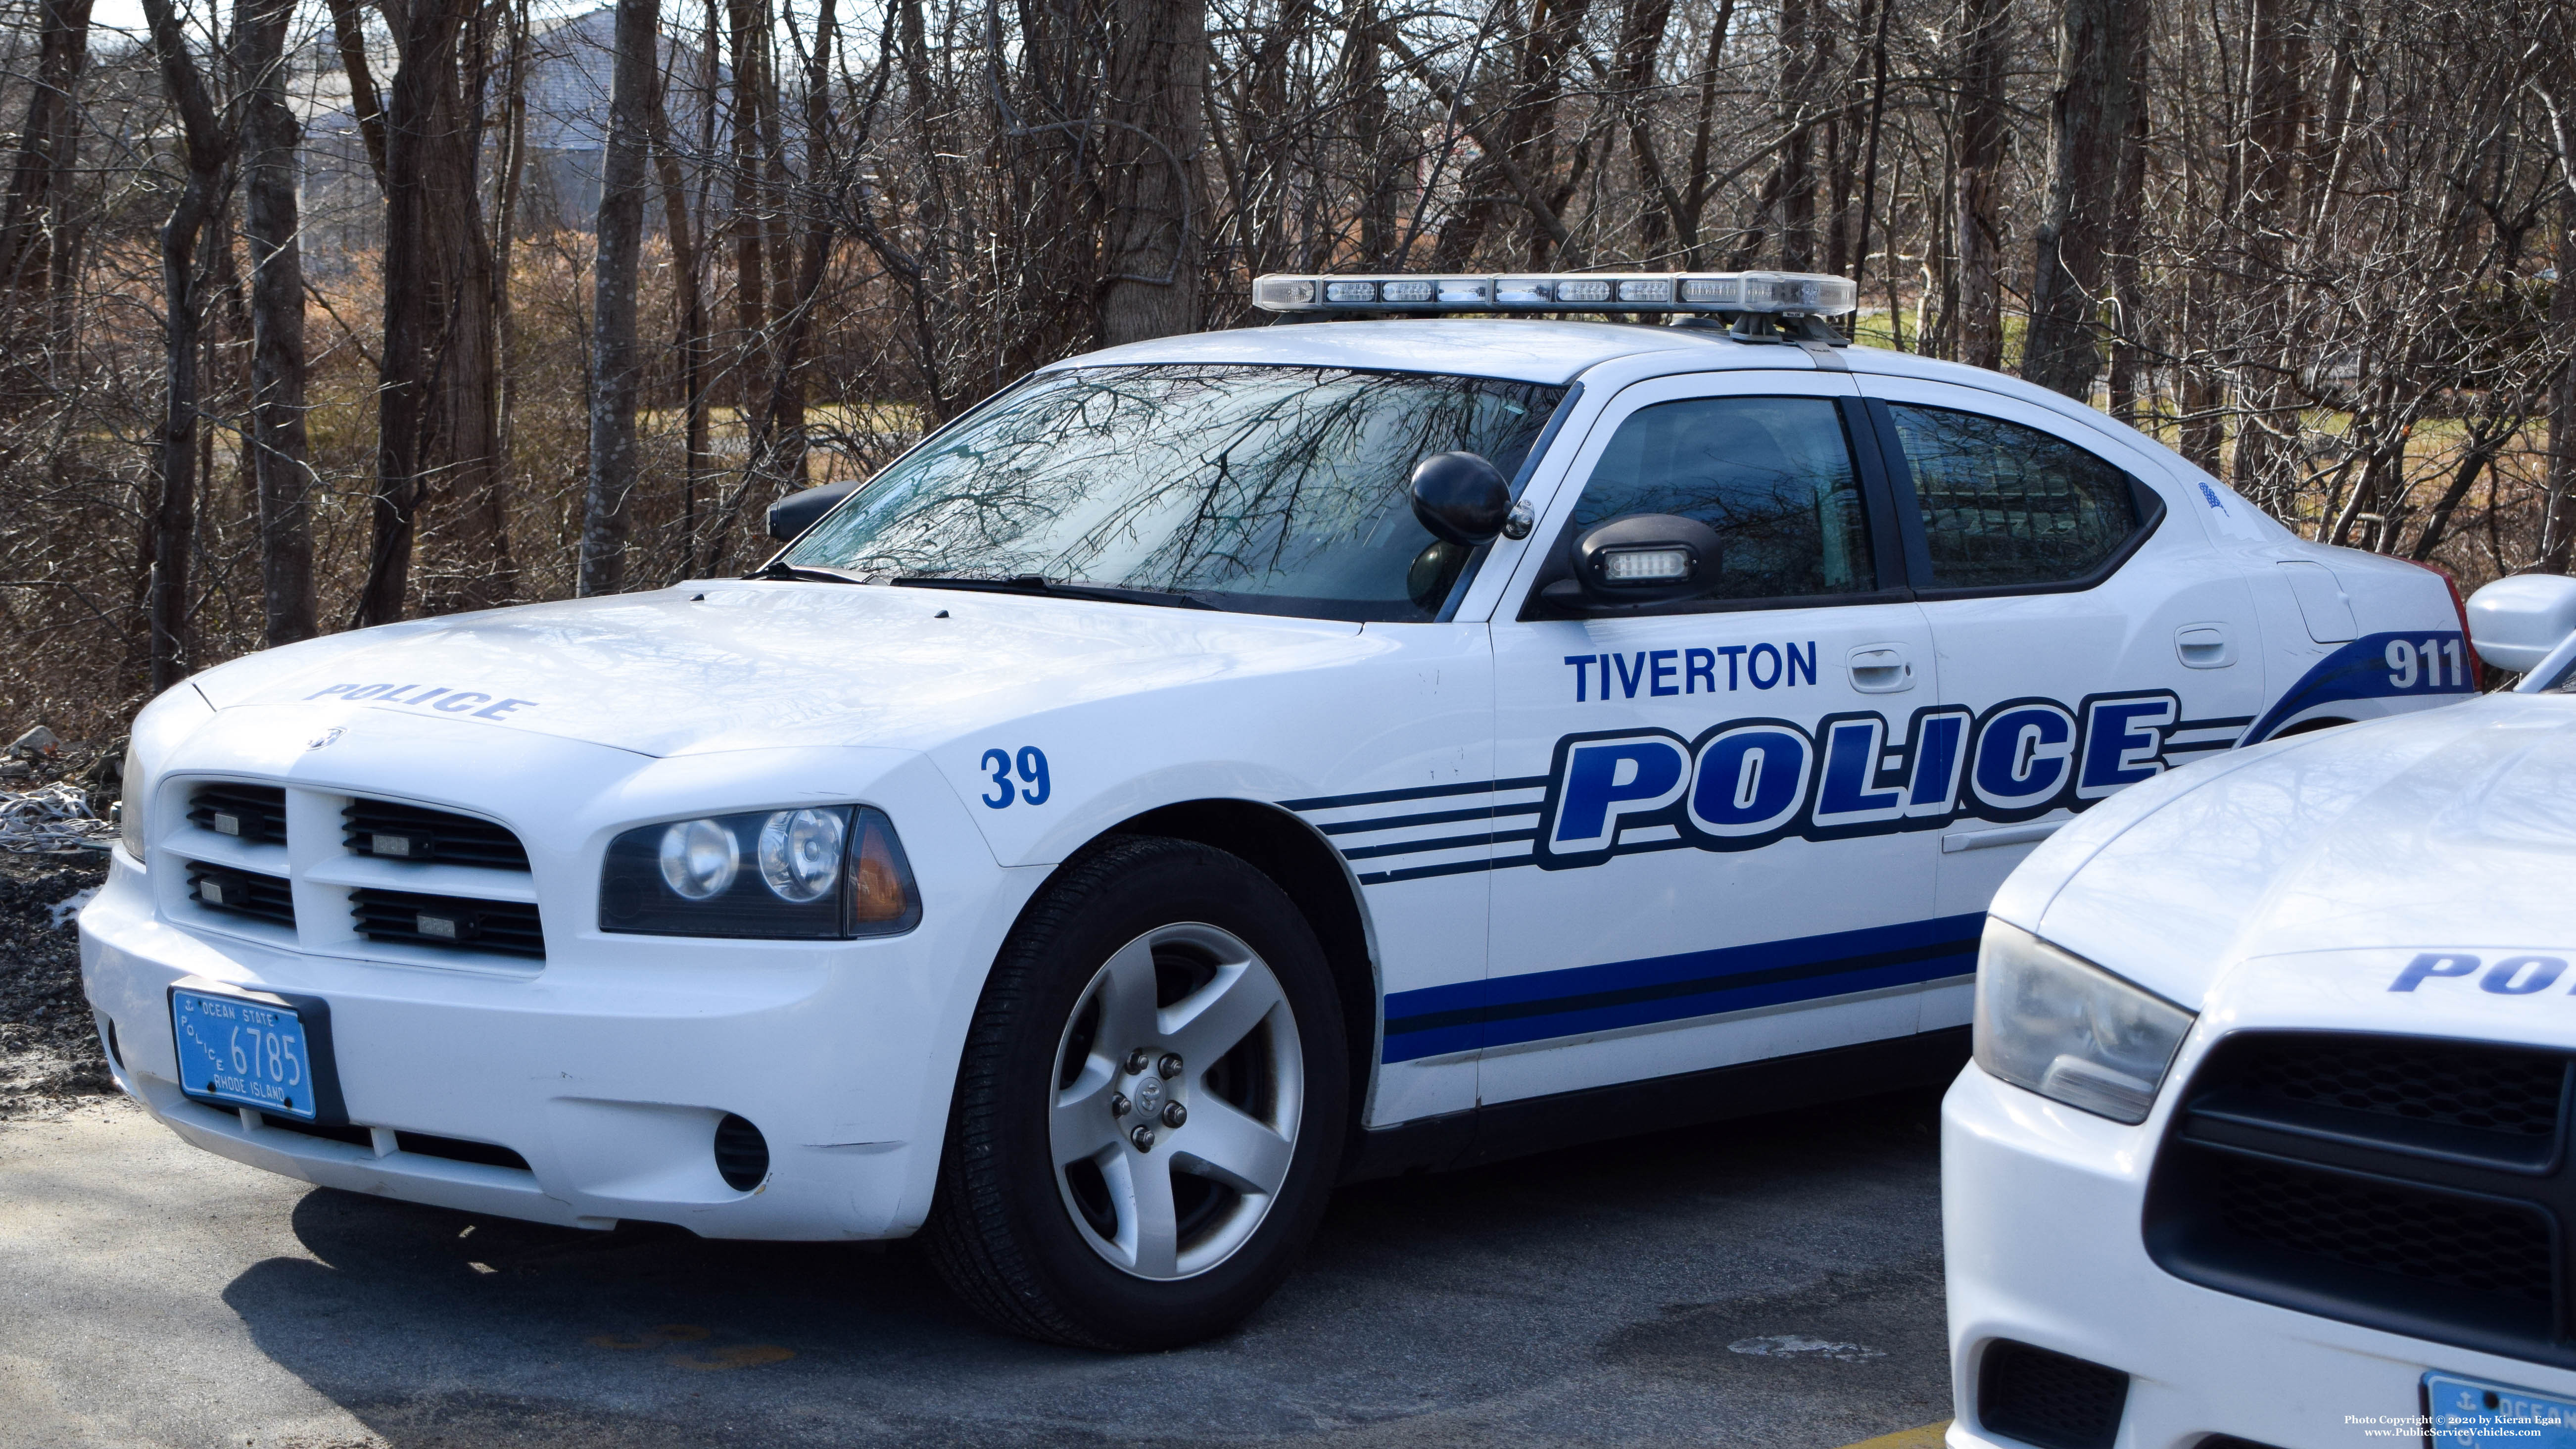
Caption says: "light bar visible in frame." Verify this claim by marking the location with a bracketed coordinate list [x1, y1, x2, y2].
[1251, 270, 1857, 317]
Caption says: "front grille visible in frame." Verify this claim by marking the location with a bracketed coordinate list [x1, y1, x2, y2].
[2147, 1031, 2576, 1368]
[184, 863, 296, 927]
[350, 888, 545, 959]
[396, 1131, 530, 1171]
[2241, 1034, 2562, 1138]
[1976, 1340, 2128, 1449]
[257, 1113, 373, 1149]
[2212, 1154, 2551, 1301]
[250, 1114, 529, 1171]
[715, 1113, 770, 1191]
[344, 798, 530, 870]
[189, 783, 287, 845]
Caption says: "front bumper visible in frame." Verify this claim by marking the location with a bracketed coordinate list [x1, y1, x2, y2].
[82, 718, 1036, 1241]
[1943, 1060, 2576, 1449]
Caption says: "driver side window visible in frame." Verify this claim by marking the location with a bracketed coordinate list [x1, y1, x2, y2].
[1568, 396, 1876, 603]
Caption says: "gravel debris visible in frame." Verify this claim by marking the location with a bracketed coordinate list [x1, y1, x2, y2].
[0, 851, 113, 1115]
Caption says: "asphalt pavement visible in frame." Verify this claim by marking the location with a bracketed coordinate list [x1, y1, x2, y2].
[0, 1088, 1953, 1449]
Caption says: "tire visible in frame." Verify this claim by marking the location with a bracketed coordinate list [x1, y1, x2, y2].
[924, 835, 1350, 1350]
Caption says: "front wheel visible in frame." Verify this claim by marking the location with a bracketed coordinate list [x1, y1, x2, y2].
[925, 836, 1349, 1350]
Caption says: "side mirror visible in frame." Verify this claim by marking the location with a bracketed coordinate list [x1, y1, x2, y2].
[767, 482, 859, 541]
[1409, 452, 1512, 546]
[2466, 574, 2576, 673]
[1543, 514, 1723, 609]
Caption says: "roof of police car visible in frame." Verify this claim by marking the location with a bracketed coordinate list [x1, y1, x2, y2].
[1046, 318, 1778, 385]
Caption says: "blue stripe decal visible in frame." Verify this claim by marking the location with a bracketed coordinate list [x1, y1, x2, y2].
[1380, 913, 1985, 1063]
[2243, 630, 2471, 743]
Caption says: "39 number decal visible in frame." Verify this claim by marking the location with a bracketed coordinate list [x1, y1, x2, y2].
[979, 746, 1052, 808]
[2385, 636, 2466, 690]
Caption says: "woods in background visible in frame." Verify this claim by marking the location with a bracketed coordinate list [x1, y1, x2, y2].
[5, 0, 2576, 736]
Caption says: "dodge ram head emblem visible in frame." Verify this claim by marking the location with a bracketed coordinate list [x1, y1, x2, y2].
[306, 726, 344, 751]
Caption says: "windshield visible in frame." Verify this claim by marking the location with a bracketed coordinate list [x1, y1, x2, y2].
[783, 364, 1567, 621]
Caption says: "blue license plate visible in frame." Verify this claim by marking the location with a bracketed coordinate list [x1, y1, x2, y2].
[171, 988, 321, 1120]
[2429, 1372, 2576, 1448]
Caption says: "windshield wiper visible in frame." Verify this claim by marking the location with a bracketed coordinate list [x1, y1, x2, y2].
[744, 559, 867, 584]
[891, 573, 1218, 611]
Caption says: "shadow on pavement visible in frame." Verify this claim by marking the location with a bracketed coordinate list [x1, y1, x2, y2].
[221, 1087, 1952, 1449]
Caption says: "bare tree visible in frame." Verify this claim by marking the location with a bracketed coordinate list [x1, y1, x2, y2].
[580, 0, 666, 596]
[233, 0, 314, 644]
[0, 0, 95, 311]
[138, 0, 236, 689]
[2024, 0, 2147, 400]
[1951, 0, 2007, 371]
[1097, 0, 1208, 342]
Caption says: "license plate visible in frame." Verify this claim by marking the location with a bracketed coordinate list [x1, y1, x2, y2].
[171, 988, 321, 1120]
[2428, 1372, 2576, 1448]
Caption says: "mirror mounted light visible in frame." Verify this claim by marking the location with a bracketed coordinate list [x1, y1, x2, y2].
[1543, 514, 1723, 610]
[767, 482, 859, 541]
[1409, 452, 1512, 546]
[2466, 574, 2576, 674]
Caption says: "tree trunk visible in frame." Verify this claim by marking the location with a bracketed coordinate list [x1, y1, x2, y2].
[1096, 0, 1206, 345]
[1348, 0, 1395, 263]
[725, 0, 771, 425]
[2227, 0, 2306, 502]
[762, 0, 839, 494]
[355, 0, 509, 626]
[579, 0, 663, 597]
[2546, 199, 2576, 574]
[493, 0, 531, 501]
[0, 0, 95, 303]
[1612, 0, 1678, 260]
[2102, 0, 2151, 422]
[139, 0, 233, 689]
[1771, 0, 1819, 271]
[650, 88, 710, 576]
[1952, 0, 2006, 371]
[2022, 0, 2145, 400]
[235, 0, 316, 645]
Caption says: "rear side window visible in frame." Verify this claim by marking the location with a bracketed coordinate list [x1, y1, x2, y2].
[1570, 396, 1875, 602]
[1888, 405, 2142, 589]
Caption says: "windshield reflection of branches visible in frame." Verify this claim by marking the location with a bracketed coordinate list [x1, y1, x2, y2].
[788, 365, 1557, 613]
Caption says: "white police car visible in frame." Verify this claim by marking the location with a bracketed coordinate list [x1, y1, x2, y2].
[1944, 576, 2576, 1449]
[84, 270, 2476, 1350]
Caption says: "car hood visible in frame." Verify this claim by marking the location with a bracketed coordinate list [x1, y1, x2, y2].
[187, 581, 1367, 758]
[1995, 691, 2576, 1010]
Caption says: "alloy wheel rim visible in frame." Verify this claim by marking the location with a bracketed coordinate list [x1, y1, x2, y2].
[1047, 921, 1304, 1281]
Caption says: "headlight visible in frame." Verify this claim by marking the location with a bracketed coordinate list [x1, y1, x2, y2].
[659, 819, 740, 899]
[117, 681, 217, 865]
[118, 741, 146, 859]
[601, 805, 920, 939]
[1972, 918, 2194, 1124]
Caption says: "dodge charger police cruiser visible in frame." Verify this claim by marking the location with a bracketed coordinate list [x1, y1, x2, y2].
[1944, 574, 2576, 1449]
[83, 270, 2479, 1350]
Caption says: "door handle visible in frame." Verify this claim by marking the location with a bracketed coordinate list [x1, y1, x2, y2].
[1848, 644, 1915, 693]
[2175, 624, 2235, 669]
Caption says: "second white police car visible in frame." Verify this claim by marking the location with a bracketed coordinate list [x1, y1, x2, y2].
[1943, 576, 2576, 1449]
[84, 270, 2477, 1349]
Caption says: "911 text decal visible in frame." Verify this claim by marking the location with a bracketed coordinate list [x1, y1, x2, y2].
[1533, 691, 2180, 868]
